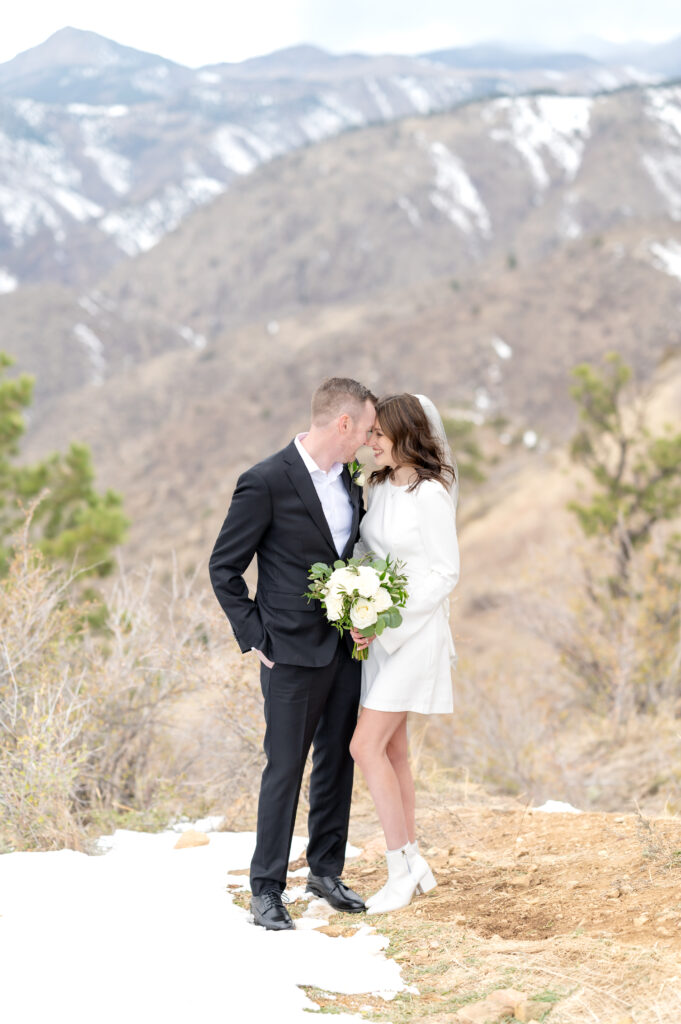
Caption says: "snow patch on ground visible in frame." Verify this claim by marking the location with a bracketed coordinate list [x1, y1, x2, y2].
[0, 268, 18, 294]
[649, 240, 681, 281]
[427, 141, 491, 237]
[489, 95, 592, 189]
[491, 335, 513, 359]
[73, 323, 106, 385]
[0, 826, 405, 1024]
[523, 429, 538, 449]
[474, 387, 492, 411]
[534, 800, 582, 814]
[178, 325, 207, 350]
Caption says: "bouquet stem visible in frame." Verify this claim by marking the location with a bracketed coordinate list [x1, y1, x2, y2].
[352, 641, 369, 661]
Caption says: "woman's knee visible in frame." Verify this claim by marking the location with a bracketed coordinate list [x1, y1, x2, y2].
[349, 732, 369, 766]
[350, 729, 384, 769]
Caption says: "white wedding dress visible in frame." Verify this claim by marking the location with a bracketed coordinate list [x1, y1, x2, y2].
[355, 477, 460, 714]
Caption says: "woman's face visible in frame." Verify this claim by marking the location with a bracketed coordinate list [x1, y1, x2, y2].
[370, 419, 397, 469]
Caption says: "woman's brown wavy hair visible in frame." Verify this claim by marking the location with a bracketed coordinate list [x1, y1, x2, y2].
[369, 393, 456, 493]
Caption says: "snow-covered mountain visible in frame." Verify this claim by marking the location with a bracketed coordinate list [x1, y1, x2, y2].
[6, 80, 681, 416]
[0, 27, 675, 290]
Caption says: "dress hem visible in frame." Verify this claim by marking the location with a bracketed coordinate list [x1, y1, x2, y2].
[360, 701, 453, 715]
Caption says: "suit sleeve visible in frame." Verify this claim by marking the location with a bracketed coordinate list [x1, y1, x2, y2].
[209, 468, 272, 654]
[377, 482, 459, 656]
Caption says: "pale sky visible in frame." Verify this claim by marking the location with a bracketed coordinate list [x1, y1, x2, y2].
[1, 0, 680, 67]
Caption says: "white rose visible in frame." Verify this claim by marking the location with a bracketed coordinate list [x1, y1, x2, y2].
[355, 470, 366, 486]
[350, 598, 378, 630]
[325, 592, 344, 621]
[373, 587, 392, 613]
[328, 567, 357, 592]
[354, 566, 381, 598]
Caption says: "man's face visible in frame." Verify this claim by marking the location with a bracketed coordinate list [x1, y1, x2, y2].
[339, 400, 376, 462]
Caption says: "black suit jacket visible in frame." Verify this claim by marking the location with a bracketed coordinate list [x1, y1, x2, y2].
[209, 441, 363, 668]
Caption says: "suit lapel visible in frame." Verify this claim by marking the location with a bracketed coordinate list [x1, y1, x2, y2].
[283, 442, 337, 554]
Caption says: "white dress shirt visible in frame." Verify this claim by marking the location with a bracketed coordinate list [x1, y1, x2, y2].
[295, 433, 353, 555]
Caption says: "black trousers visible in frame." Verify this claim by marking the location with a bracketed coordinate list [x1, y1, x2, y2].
[249, 641, 361, 896]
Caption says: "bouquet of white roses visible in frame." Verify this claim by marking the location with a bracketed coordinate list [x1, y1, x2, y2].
[305, 554, 409, 660]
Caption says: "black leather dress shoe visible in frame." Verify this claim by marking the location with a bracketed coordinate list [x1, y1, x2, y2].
[306, 873, 366, 913]
[251, 890, 294, 930]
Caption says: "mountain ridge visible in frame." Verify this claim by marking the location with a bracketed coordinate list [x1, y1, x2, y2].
[0, 28, 677, 291]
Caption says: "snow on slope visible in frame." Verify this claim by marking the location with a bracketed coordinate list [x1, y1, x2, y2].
[650, 239, 681, 280]
[427, 140, 492, 237]
[100, 176, 223, 255]
[0, 129, 100, 243]
[0, 267, 18, 293]
[643, 86, 681, 219]
[486, 95, 593, 189]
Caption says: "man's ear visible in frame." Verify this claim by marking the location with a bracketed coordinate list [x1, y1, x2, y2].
[338, 413, 350, 433]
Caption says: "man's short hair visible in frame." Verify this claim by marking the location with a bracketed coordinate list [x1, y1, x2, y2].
[311, 378, 377, 425]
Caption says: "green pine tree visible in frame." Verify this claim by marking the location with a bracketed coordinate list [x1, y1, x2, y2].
[568, 352, 681, 584]
[0, 352, 128, 576]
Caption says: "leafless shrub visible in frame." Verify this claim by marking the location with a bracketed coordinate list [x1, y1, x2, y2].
[443, 658, 572, 801]
[538, 533, 681, 726]
[0, 536, 90, 849]
[0, 523, 263, 850]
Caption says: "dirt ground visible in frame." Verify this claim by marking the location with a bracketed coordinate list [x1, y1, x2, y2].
[255, 793, 681, 1023]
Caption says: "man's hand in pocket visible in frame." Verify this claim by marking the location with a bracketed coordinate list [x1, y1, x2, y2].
[253, 648, 275, 669]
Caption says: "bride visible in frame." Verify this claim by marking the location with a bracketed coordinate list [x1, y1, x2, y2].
[349, 393, 459, 914]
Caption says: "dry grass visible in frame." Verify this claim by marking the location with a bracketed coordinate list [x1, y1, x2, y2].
[298, 796, 681, 1024]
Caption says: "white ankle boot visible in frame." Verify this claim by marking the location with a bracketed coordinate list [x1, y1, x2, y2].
[366, 840, 436, 909]
[367, 847, 415, 914]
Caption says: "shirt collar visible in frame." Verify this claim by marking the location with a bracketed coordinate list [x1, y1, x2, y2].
[295, 433, 344, 481]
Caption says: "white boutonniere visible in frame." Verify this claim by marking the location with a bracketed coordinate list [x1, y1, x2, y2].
[348, 458, 366, 487]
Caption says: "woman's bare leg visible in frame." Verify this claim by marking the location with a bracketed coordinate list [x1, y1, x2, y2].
[385, 718, 416, 844]
[350, 708, 409, 850]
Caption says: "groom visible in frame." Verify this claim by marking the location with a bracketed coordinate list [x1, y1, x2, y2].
[209, 377, 377, 930]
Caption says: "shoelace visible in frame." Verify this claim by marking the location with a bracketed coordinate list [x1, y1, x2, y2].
[260, 890, 289, 909]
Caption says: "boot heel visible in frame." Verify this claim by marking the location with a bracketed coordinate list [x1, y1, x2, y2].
[416, 866, 437, 895]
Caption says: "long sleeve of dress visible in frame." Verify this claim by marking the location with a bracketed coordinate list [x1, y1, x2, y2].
[377, 482, 459, 656]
